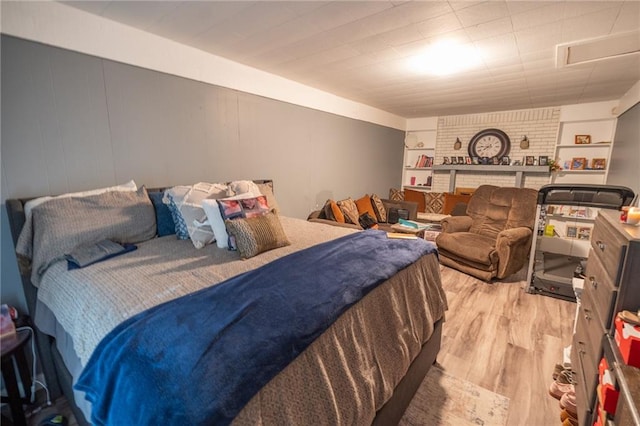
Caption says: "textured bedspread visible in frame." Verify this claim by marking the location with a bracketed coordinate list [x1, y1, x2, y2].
[36, 217, 447, 424]
[76, 231, 437, 425]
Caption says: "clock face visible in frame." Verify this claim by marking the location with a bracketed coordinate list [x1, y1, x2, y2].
[468, 128, 511, 159]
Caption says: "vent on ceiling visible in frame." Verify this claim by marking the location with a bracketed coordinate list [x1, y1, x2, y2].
[556, 30, 639, 68]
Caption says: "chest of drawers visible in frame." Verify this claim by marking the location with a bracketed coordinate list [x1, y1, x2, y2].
[571, 210, 640, 426]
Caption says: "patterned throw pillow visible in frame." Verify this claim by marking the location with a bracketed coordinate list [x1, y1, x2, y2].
[164, 194, 189, 240]
[337, 198, 359, 224]
[389, 188, 404, 201]
[370, 194, 387, 222]
[225, 211, 290, 259]
[217, 195, 270, 249]
[424, 192, 445, 214]
[323, 199, 345, 223]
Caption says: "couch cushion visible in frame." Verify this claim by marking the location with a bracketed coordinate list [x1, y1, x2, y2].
[403, 188, 426, 213]
[436, 232, 497, 266]
[323, 199, 345, 223]
[424, 192, 445, 214]
[337, 198, 359, 224]
[370, 194, 387, 222]
[467, 186, 537, 239]
[355, 195, 377, 221]
[389, 188, 404, 201]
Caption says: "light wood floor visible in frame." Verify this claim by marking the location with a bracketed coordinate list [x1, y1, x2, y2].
[437, 264, 576, 426]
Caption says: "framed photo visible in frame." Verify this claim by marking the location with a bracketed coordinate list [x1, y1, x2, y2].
[480, 157, 490, 165]
[538, 156, 549, 166]
[457, 156, 464, 164]
[577, 226, 591, 241]
[492, 156, 500, 165]
[443, 157, 450, 165]
[591, 158, 606, 170]
[465, 156, 472, 165]
[501, 156, 510, 165]
[472, 156, 480, 165]
[575, 134, 591, 144]
[451, 156, 458, 165]
[570, 157, 587, 170]
[525, 155, 535, 166]
[566, 226, 577, 239]
[512, 160, 522, 166]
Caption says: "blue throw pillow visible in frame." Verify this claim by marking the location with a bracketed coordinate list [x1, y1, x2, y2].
[148, 191, 176, 237]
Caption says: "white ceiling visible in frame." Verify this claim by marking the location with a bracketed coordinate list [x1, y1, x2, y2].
[62, 1, 640, 118]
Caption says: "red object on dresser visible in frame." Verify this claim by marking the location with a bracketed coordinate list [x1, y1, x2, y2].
[597, 357, 619, 414]
[615, 316, 640, 368]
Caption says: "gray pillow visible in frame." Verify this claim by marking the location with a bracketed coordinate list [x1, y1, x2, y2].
[28, 186, 156, 286]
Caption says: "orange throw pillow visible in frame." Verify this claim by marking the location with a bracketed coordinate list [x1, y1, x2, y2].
[323, 199, 345, 223]
[355, 195, 377, 221]
[403, 188, 426, 213]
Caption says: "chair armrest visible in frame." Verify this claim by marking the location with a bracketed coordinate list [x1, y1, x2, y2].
[381, 199, 418, 221]
[440, 216, 472, 233]
[495, 227, 533, 278]
[497, 227, 532, 245]
[308, 218, 362, 230]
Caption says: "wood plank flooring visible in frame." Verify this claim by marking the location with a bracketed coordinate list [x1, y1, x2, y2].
[24, 264, 575, 426]
[437, 264, 576, 426]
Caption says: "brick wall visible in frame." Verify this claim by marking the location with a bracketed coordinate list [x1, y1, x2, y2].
[432, 107, 560, 192]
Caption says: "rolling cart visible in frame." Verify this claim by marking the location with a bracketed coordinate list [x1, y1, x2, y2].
[526, 184, 634, 301]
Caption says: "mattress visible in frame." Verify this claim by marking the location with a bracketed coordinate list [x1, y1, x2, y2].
[34, 216, 447, 424]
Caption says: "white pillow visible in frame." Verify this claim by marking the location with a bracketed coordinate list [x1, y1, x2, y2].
[165, 182, 228, 249]
[202, 193, 258, 249]
[227, 180, 261, 197]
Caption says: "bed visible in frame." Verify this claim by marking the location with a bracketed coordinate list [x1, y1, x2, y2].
[6, 180, 447, 425]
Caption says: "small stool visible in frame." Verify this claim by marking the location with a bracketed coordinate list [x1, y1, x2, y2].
[1, 329, 32, 426]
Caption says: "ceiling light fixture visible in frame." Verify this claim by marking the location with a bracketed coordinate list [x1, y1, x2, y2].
[409, 40, 482, 76]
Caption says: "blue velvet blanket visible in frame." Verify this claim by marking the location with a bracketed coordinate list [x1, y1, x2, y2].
[75, 230, 437, 425]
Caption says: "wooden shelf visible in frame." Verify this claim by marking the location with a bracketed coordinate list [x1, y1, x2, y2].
[432, 165, 549, 192]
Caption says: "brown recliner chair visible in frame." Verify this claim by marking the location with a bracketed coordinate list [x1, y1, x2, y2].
[435, 185, 538, 281]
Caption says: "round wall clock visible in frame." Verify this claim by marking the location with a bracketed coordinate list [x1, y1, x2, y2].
[467, 128, 511, 159]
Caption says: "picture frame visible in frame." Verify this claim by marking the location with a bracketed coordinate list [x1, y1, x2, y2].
[465, 156, 472, 165]
[472, 156, 480, 165]
[512, 160, 522, 166]
[443, 157, 450, 165]
[492, 156, 500, 165]
[501, 156, 510, 165]
[457, 156, 464, 165]
[591, 158, 606, 170]
[525, 155, 535, 166]
[570, 157, 587, 170]
[577, 226, 591, 241]
[575, 134, 591, 145]
[566, 225, 577, 239]
[538, 156, 549, 166]
[480, 157, 490, 165]
[451, 156, 458, 165]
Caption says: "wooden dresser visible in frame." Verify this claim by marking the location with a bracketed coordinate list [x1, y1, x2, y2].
[572, 209, 640, 426]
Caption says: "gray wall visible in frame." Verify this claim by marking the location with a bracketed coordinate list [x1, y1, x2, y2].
[1, 35, 404, 312]
[607, 102, 640, 197]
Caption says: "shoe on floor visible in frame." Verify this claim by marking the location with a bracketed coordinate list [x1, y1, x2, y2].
[552, 363, 572, 381]
[618, 310, 640, 326]
[560, 408, 578, 422]
[560, 388, 577, 414]
[562, 417, 578, 426]
[549, 381, 574, 400]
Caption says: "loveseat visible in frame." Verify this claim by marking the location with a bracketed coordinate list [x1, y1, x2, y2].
[307, 196, 418, 232]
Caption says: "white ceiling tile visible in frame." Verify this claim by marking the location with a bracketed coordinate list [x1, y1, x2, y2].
[454, 1, 510, 28]
[560, 8, 624, 42]
[415, 12, 463, 39]
[612, 2, 640, 33]
[464, 16, 514, 41]
[511, 3, 565, 31]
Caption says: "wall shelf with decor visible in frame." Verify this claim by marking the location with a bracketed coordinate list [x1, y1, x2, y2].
[552, 117, 616, 185]
[403, 130, 436, 191]
[432, 164, 549, 192]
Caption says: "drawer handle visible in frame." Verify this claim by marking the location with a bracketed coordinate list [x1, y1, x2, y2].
[589, 276, 597, 289]
[584, 309, 591, 321]
[596, 240, 605, 251]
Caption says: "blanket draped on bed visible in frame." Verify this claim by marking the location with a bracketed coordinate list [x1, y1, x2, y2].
[75, 230, 437, 425]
